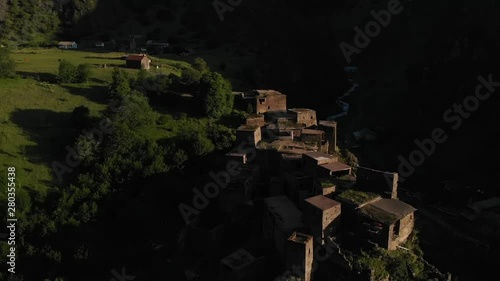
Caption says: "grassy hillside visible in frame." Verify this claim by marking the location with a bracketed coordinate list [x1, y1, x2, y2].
[0, 77, 106, 194]
[12, 48, 189, 81]
[0, 47, 199, 195]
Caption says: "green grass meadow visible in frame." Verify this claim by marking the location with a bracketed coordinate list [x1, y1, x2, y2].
[0, 48, 196, 193]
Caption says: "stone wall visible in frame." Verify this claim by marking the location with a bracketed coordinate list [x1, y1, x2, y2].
[290, 109, 317, 127]
[286, 232, 314, 281]
[236, 127, 262, 147]
[255, 94, 287, 114]
[356, 168, 398, 199]
[323, 205, 342, 239]
[389, 212, 415, 250]
[246, 114, 265, 127]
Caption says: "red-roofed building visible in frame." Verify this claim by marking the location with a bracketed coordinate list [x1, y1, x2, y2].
[126, 54, 151, 69]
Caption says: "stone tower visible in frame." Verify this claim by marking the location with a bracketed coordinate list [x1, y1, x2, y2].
[286, 232, 314, 281]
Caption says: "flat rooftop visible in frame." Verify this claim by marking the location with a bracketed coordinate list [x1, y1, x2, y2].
[277, 120, 306, 130]
[336, 189, 380, 205]
[319, 162, 352, 173]
[301, 129, 324, 135]
[303, 151, 336, 161]
[264, 196, 304, 231]
[305, 195, 341, 210]
[258, 140, 313, 152]
[221, 249, 255, 270]
[247, 114, 264, 119]
[281, 151, 307, 159]
[289, 108, 315, 113]
[319, 120, 337, 127]
[238, 125, 260, 131]
[359, 199, 417, 225]
[245, 89, 284, 97]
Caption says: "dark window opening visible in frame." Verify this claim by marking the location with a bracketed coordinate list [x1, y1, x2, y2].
[393, 220, 400, 237]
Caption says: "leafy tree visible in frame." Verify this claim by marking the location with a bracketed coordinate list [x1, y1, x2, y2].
[0, 47, 15, 78]
[181, 67, 201, 86]
[190, 132, 215, 156]
[76, 64, 93, 83]
[108, 91, 158, 130]
[155, 74, 174, 93]
[353, 233, 428, 281]
[0, 0, 60, 46]
[99, 125, 168, 184]
[136, 69, 148, 85]
[192, 57, 209, 73]
[71, 105, 91, 129]
[110, 67, 130, 98]
[74, 133, 100, 167]
[177, 126, 215, 157]
[199, 72, 233, 119]
[57, 60, 77, 83]
[207, 123, 235, 150]
[172, 149, 188, 170]
[132, 69, 149, 93]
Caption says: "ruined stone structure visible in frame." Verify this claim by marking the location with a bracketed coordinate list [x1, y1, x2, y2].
[283, 171, 314, 209]
[240, 90, 287, 114]
[286, 232, 314, 281]
[303, 195, 342, 245]
[356, 167, 399, 199]
[236, 125, 262, 147]
[301, 129, 326, 152]
[318, 162, 352, 178]
[263, 196, 307, 260]
[357, 198, 416, 250]
[225, 150, 248, 164]
[211, 89, 418, 281]
[246, 114, 265, 127]
[314, 178, 336, 197]
[318, 120, 338, 154]
[303, 152, 339, 177]
[289, 108, 317, 127]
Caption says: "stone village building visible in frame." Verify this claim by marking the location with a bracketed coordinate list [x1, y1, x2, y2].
[184, 89, 417, 281]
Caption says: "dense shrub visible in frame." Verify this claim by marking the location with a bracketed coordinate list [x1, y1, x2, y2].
[57, 60, 93, 83]
[57, 60, 77, 83]
[76, 64, 93, 83]
[0, 47, 16, 78]
[199, 72, 233, 119]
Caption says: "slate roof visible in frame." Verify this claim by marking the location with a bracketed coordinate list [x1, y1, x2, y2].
[359, 198, 416, 225]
